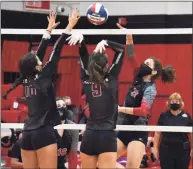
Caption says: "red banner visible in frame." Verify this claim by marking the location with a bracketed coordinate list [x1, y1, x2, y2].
[24, 0, 50, 11]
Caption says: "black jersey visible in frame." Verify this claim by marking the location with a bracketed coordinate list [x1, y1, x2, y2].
[158, 111, 191, 144]
[118, 79, 157, 125]
[55, 120, 79, 169]
[79, 39, 125, 130]
[9, 140, 22, 163]
[23, 32, 71, 130]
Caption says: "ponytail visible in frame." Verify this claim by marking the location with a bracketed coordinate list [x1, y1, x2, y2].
[161, 65, 176, 83]
[88, 59, 106, 86]
[2, 76, 24, 99]
[88, 52, 108, 86]
[150, 57, 176, 83]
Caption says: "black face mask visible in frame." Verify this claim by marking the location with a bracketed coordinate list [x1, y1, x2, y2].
[170, 103, 180, 111]
[33, 69, 39, 75]
[58, 107, 68, 120]
[136, 63, 153, 77]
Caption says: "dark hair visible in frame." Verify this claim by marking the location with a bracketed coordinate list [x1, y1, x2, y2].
[2, 75, 24, 99]
[151, 57, 176, 83]
[88, 52, 108, 86]
[2, 52, 38, 99]
[19, 52, 38, 78]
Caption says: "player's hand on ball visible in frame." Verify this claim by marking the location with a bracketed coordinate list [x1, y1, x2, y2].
[47, 11, 60, 32]
[66, 33, 83, 46]
[68, 8, 80, 28]
[94, 40, 108, 53]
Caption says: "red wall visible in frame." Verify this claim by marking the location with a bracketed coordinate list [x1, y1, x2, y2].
[2, 41, 192, 125]
[57, 44, 192, 125]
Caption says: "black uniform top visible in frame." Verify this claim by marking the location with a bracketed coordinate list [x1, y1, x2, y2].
[23, 31, 71, 130]
[9, 140, 22, 163]
[55, 120, 79, 169]
[79, 39, 125, 130]
[158, 111, 191, 144]
[118, 79, 157, 125]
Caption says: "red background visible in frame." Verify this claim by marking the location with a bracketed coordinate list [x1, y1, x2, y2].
[2, 41, 192, 125]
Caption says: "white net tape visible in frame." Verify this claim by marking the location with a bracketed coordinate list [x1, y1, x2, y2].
[1, 27, 192, 134]
[1, 123, 192, 133]
[1, 28, 192, 35]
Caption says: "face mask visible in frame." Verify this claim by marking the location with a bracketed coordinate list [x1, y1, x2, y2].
[58, 107, 67, 120]
[137, 63, 153, 77]
[170, 103, 180, 111]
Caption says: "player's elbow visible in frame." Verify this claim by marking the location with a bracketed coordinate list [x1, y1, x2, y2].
[141, 107, 149, 116]
[134, 107, 149, 116]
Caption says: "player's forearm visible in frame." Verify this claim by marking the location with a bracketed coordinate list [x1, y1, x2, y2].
[36, 31, 51, 61]
[126, 34, 134, 57]
[126, 34, 133, 45]
[119, 106, 149, 117]
[79, 39, 89, 69]
[106, 40, 124, 52]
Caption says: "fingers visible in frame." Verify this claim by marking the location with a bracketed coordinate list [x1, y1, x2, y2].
[102, 44, 105, 51]
[54, 12, 57, 20]
[47, 16, 50, 22]
[116, 23, 124, 29]
[66, 36, 82, 46]
[104, 41, 108, 46]
[55, 21, 60, 27]
[49, 11, 52, 19]
[71, 8, 80, 18]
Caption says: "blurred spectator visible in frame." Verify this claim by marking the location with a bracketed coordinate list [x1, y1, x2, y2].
[56, 97, 74, 121]
[63, 96, 79, 123]
[8, 133, 23, 169]
[153, 93, 192, 169]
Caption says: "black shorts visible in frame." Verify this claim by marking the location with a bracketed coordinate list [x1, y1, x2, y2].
[117, 130, 148, 146]
[21, 125, 56, 150]
[80, 129, 117, 156]
[159, 142, 190, 169]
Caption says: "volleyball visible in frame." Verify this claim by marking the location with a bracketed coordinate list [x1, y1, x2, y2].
[86, 3, 108, 25]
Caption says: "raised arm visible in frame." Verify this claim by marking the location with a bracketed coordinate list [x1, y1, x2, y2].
[2, 13, 60, 99]
[79, 39, 89, 75]
[41, 9, 80, 76]
[36, 12, 60, 62]
[106, 40, 125, 77]
[66, 32, 89, 80]
[93, 39, 125, 78]
[117, 23, 138, 69]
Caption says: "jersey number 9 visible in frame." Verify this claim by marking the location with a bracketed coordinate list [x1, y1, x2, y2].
[91, 84, 102, 97]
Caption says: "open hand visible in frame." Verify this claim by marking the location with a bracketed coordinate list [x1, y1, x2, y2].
[66, 33, 84, 46]
[47, 11, 60, 32]
[68, 8, 80, 29]
[94, 40, 108, 53]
